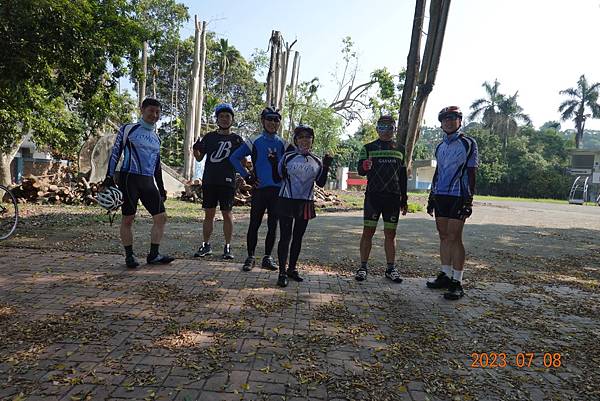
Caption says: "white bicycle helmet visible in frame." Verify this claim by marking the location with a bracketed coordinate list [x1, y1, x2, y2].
[96, 186, 123, 212]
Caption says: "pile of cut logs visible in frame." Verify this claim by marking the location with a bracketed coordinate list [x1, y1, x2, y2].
[9, 175, 98, 205]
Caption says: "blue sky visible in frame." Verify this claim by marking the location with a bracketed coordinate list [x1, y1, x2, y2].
[179, 0, 600, 132]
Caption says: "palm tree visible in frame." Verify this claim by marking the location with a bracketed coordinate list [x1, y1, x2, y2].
[559, 75, 600, 149]
[495, 91, 532, 149]
[469, 79, 503, 126]
[214, 39, 242, 96]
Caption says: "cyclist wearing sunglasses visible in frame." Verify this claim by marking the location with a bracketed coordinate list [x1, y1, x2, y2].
[355, 115, 408, 284]
[230, 106, 292, 272]
[267, 124, 333, 287]
[425, 106, 479, 300]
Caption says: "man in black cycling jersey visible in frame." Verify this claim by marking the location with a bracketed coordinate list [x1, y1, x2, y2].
[104, 98, 174, 268]
[193, 103, 243, 259]
[355, 115, 408, 283]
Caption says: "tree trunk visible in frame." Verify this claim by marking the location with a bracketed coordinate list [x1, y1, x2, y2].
[287, 51, 300, 139]
[139, 41, 148, 107]
[194, 20, 207, 143]
[184, 16, 201, 180]
[397, 0, 426, 147]
[404, 0, 451, 171]
[266, 31, 279, 106]
[0, 140, 24, 186]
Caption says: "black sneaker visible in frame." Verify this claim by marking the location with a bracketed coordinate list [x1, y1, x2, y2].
[277, 274, 289, 287]
[444, 279, 465, 300]
[261, 255, 278, 271]
[355, 268, 367, 281]
[125, 255, 139, 268]
[147, 253, 175, 265]
[194, 242, 212, 257]
[222, 244, 233, 260]
[287, 269, 304, 282]
[426, 272, 451, 289]
[242, 256, 255, 271]
[385, 266, 403, 283]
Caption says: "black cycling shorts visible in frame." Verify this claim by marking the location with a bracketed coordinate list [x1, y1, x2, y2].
[432, 194, 465, 220]
[363, 192, 401, 230]
[202, 185, 235, 211]
[118, 172, 165, 216]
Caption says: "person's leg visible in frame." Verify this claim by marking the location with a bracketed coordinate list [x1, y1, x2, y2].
[358, 193, 379, 280]
[203, 208, 217, 243]
[222, 210, 233, 244]
[444, 218, 466, 300]
[139, 177, 173, 264]
[264, 188, 279, 257]
[383, 228, 396, 264]
[287, 217, 309, 282]
[436, 217, 451, 266]
[244, 189, 266, 270]
[120, 215, 135, 246]
[277, 216, 294, 274]
[247, 190, 266, 257]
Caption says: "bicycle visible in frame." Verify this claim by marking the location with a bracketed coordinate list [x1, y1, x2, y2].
[0, 184, 18, 240]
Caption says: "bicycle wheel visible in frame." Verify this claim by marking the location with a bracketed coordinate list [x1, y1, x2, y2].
[0, 185, 18, 240]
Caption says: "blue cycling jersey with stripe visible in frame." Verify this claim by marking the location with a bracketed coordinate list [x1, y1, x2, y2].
[107, 119, 162, 178]
[431, 131, 479, 197]
[229, 131, 290, 189]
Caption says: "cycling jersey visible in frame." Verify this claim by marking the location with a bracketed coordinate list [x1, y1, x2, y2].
[357, 139, 407, 195]
[431, 131, 479, 197]
[198, 130, 243, 187]
[230, 131, 290, 189]
[278, 150, 328, 201]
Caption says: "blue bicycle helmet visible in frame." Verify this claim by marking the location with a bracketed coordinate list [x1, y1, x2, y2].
[215, 103, 235, 117]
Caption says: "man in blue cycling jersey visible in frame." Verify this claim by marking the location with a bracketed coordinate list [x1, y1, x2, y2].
[104, 98, 174, 268]
[426, 106, 479, 300]
[229, 106, 291, 272]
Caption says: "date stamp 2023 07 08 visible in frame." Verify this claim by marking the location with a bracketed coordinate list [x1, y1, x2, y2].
[470, 352, 563, 369]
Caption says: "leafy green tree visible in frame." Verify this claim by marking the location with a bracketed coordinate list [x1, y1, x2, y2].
[559, 74, 600, 149]
[0, 0, 146, 184]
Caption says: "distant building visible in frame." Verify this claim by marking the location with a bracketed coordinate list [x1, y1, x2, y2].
[568, 149, 600, 203]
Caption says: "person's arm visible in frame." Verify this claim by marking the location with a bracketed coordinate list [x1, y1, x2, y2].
[466, 138, 479, 196]
[192, 137, 207, 162]
[105, 125, 126, 180]
[398, 146, 408, 214]
[357, 145, 370, 176]
[316, 154, 333, 188]
[229, 141, 252, 178]
[467, 168, 477, 196]
[154, 155, 166, 200]
[268, 151, 282, 183]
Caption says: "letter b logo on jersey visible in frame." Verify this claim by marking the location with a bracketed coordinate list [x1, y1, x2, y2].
[210, 141, 233, 162]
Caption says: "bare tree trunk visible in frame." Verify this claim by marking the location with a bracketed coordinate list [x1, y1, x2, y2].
[194, 20, 207, 143]
[397, 0, 426, 147]
[152, 65, 158, 98]
[184, 16, 201, 180]
[0, 140, 24, 186]
[266, 31, 279, 106]
[287, 51, 300, 139]
[139, 41, 148, 107]
[404, 0, 451, 171]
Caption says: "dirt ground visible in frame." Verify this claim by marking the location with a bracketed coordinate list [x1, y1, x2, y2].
[1, 199, 599, 400]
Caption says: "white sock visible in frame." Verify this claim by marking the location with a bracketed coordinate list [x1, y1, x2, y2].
[452, 269, 464, 282]
[441, 265, 452, 276]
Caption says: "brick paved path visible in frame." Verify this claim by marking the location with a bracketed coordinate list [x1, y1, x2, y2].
[1, 246, 596, 401]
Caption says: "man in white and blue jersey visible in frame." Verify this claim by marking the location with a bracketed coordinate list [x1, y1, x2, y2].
[426, 106, 478, 300]
[104, 98, 174, 268]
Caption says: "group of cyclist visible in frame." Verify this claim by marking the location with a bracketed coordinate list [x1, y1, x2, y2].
[100, 98, 478, 300]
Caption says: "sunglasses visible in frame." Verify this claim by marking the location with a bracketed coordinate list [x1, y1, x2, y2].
[441, 114, 461, 121]
[377, 124, 395, 131]
[264, 116, 281, 122]
[296, 134, 313, 139]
